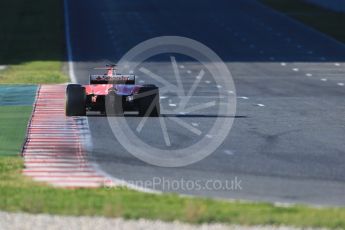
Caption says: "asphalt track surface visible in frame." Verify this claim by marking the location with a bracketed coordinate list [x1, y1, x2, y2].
[66, 0, 345, 206]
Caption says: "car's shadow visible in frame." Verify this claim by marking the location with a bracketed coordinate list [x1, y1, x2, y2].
[87, 113, 246, 118]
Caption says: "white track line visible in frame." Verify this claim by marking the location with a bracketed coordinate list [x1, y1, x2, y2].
[63, 0, 76, 83]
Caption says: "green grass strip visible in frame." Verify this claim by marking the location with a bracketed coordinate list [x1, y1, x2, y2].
[1, 157, 345, 229]
[0, 106, 32, 156]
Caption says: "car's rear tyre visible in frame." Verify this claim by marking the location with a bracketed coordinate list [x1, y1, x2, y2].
[137, 85, 160, 117]
[65, 84, 86, 116]
[106, 91, 123, 116]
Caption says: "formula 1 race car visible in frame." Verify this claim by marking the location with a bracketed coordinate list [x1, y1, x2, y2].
[65, 65, 160, 117]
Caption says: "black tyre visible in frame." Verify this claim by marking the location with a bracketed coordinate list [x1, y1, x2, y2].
[65, 84, 86, 116]
[105, 91, 123, 116]
[137, 86, 160, 117]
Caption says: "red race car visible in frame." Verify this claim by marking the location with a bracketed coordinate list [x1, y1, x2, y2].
[65, 65, 160, 117]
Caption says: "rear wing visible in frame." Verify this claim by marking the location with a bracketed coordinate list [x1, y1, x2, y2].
[89, 74, 135, 84]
